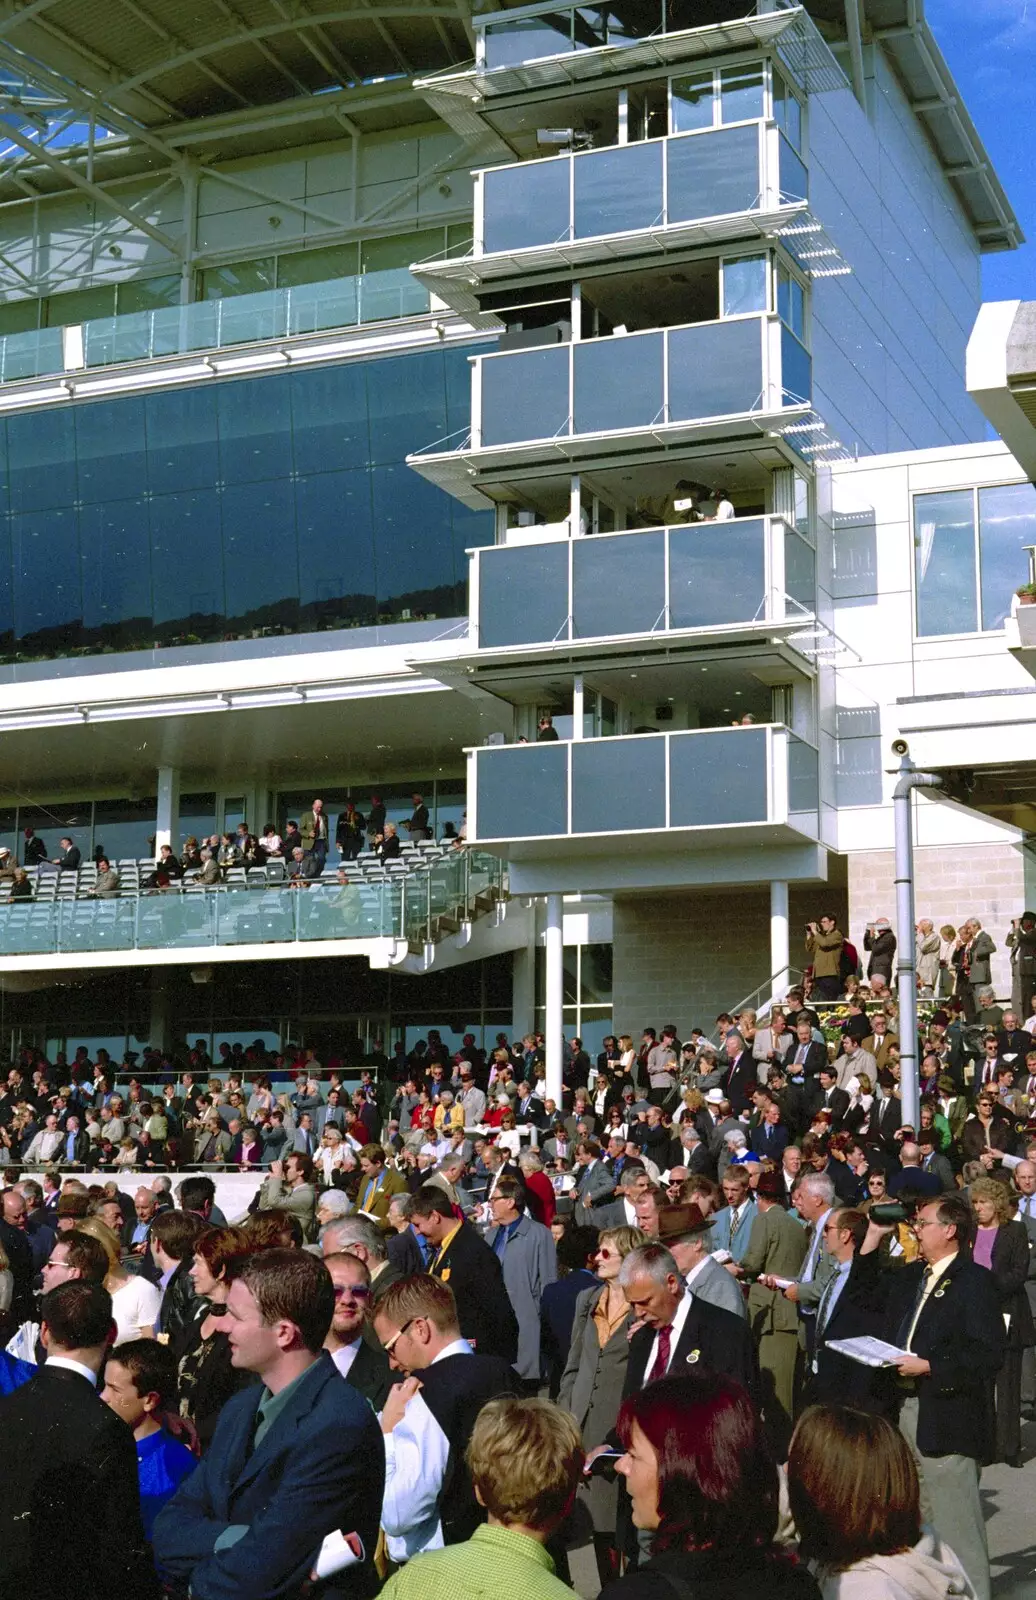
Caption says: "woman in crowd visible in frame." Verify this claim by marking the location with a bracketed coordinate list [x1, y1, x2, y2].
[76, 1215, 162, 1344]
[602, 1371, 819, 1599]
[788, 1404, 971, 1599]
[970, 1176, 1034, 1466]
[315, 1124, 350, 1186]
[559, 1225, 648, 1584]
[178, 1225, 258, 1450]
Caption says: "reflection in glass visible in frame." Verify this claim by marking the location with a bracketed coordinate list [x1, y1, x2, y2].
[12, 507, 82, 652]
[80, 500, 152, 644]
[483, 12, 573, 68]
[720, 65, 764, 124]
[480, 346, 569, 445]
[780, 325, 812, 405]
[573, 738, 665, 833]
[573, 142, 663, 239]
[482, 161, 571, 255]
[914, 489, 975, 637]
[778, 134, 808, 203]
[667, 124, 760, 223]
[722, 255, 768, 317]
[476, 745, 569, 838]
[479, 544, 569, 647]
[784, 527, 816, 614]
[777, 265, 805, 338]
[670, 72, 714, 133]
[573, 333, 663, 433]
[668, 319, 762, 420]
[979, 483, 1036, 631]
[669, 520, 764, 628]
[669, 728, 768, 825]
[788, 737, 819, 814]
[773, 74, 802, 151]
[573, 532, 664, 637]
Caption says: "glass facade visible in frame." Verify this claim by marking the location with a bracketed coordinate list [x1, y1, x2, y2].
[914, 483, 1036, 636]
[0, 343, 492, 662]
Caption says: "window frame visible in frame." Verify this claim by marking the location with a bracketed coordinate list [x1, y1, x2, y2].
[912, 479, 1036, 640]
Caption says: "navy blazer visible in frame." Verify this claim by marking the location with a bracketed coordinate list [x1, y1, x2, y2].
[153, 1352, 384, 1600]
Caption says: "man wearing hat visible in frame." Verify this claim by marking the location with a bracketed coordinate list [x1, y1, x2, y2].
[864, 917, 897, 987]
[657, 1203, 746, 1321]
[0, 846, 14, 885]
[736, 1169, 808, 1458]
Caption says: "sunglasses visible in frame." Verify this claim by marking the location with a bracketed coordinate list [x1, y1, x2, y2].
[333, 1284, 372, 1301]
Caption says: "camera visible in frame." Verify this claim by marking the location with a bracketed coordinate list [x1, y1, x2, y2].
[891, 738, 909, 757]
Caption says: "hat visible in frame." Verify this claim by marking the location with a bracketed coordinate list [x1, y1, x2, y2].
[755, 1170, 786, 1201]
[937, 1074, 956, 1094]
[704, 1088, 724, 1106]
[657, 1202, 711, 1242]
[0, 847, 9, 858]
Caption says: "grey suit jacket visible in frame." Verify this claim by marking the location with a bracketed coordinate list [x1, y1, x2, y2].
[574, 1159, 615, 1227]
[557, 1282, 632, 1444]
[687, 1254, 748, 1320]
[484, 1212, 557, 1381]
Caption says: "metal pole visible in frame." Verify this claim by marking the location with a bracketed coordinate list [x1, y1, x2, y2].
[770, 879, 789, 1003]
[893, 754, 943, 1131]
[544, 893, 564, 1106]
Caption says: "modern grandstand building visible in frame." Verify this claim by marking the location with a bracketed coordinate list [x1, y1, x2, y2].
[0, 0, 1032, 1096]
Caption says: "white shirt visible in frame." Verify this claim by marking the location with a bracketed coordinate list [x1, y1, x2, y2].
[329, 1338, 361, 1380]
[111, 1274, 162, 1345]
[644, 1290, 694, 1381]
[382, 1337, 472, 1563]
[801, 1209, 832, 1284]
[44, 1355, 98, 1385]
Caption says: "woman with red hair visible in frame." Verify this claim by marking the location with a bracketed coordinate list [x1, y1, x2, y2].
[600, 1371, 819, 1600]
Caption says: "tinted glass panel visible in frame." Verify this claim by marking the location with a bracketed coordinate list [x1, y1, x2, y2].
[573, 333, 662, 433]
[669, 519, 763, 627]
[788, 737, 819, 813]
[482, 162, 571, 255]
[778, 134, 808, 203]
[667, 124, 760, 222]
[915, 490, 975, 637]
[669, 727, 768, 825]
[476, 745, 568, 838]
[979, 482, 1036, 631]
[670, 72, 713, 133]
[722, 255, 768, 317]
[483, 13, 573, 68]
[0, 344, 485, 664]
[781, 325, 812, 405]
[573, 531, 664, 637]
[784, 527, 816, 614]
[480, 347, 569, 445]
[572, 737, 665, 832]
[668, 319, 761, 420]
[479, 544, 569, 647]
[573, 142, 663, 238]
[720, 64, 764, 123]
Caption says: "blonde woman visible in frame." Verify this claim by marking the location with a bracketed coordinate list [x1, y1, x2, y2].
[76, 1214, 161, 1344]
[558, 1225, 648, 1583]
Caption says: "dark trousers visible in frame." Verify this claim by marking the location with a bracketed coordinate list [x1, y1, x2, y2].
[994, 1348, 1024, 1463]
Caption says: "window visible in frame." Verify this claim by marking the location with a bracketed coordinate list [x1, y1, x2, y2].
[772, 71, 802, 151]
[777, 262, 805, 338]
[914, 483, 1036, 636]
[722, 255, 768, 317]
[720, 65, 764, 124]
[670, 71, 714, 133]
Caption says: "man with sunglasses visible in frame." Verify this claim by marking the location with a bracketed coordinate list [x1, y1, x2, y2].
[323, 1252, 392, 1411]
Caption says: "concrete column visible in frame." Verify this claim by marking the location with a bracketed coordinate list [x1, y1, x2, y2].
[156, 767, 180, 853]
[511, 941, 536, 1040]
[544, 894, 564, 1105]
[771, 879, 790, 1001]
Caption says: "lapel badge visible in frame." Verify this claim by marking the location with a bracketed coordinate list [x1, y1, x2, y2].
[686, 1349, 701, 1364]
[440, 1267, 451, 1282]
[933, 1284, 946, 1299]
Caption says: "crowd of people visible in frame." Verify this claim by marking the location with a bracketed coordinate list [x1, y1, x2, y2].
[1, 957, 1033, 1600]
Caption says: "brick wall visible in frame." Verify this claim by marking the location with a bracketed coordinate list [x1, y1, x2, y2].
[847, 843, 1024, 1001]
[611, 885, 848, 1034]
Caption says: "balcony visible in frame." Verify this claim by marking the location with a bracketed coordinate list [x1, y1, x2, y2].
[409, 312, 811, 496]
[0, 268, 431, 389]
[468, 723, 820, 878]
[471, 516, 815, 655]
[0, 851, 507, 972]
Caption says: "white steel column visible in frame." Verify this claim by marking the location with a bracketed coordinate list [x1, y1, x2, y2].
[771, 879, 790, 1001]
[544, 893, 564, 1104]
[156, 767, 180, 854]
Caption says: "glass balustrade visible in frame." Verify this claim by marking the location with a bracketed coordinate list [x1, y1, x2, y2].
[0, 852, 507, 958]
[481, 122, 767, 256]
[475, 518, 815, 648]
[472, 725, 817, 841]
[64, 270, 431, 370]
[0, 326, 65, 383]
[475, 314, 775, 448]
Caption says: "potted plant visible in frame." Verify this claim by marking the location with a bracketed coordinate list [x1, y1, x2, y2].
[1016, 583, 1036, 606]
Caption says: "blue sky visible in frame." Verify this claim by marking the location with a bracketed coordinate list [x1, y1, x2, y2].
[929, 0, 1035, 300]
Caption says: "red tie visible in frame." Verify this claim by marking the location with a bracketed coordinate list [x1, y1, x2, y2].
[647, 1324, 672, 1384]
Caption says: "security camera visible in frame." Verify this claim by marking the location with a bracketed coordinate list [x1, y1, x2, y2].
[891, 738, 909, 757]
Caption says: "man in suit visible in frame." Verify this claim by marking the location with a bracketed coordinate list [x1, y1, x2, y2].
[58, 1112, 92, 1166]
[321, 1215, 408, 1301]
[355, 1144, 408, 1228]
[953, 918, 996, 1023]
[870, 1073, 903, 1152]
[0, 1280, 157, 1600]
[710, 1167, 757, 1264]
[657, 1202, 747, 1320]
[721, 1031, 756, 1116]
[750, 1098, 790, 1159]
[0, 1187, 37, 1324]
[154, 1250, 384, 1599]
[258, 1152, 318, 1241]
[885, 1193, 1005, 1600]
[484, 1176, 557, 1384]
[779, 1170, 837, 1356]
[323, 1252, 393, 1411]
[785, 1017, 828, 1086]
[371, 1274, 519, 1561]
[863, 1012, 899, 1074]
[149, 1209, 207, 1356]
[802, 1205, 894, 1415]
[916, 1130, 955, 1192]
[410, 1186, 519, 1364]
[805, 1064, 851, 1130]
[50, 835, 82, 873]
[738, 1170, 808, 1457]
[572, 1138, 616, 1226]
